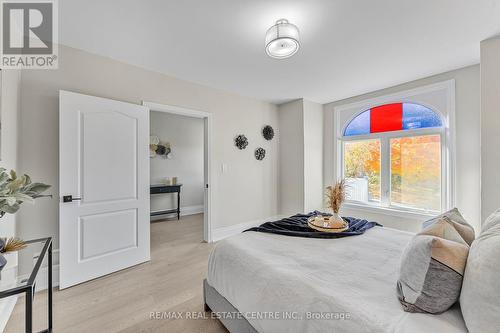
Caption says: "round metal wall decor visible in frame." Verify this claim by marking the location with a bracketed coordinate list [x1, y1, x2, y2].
[262, 125, 274, 141]
[235, 135, 249, 150]
[255, 147, 266, 161]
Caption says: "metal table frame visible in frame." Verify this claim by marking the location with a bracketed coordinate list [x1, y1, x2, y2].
[0, 237, 52, 333]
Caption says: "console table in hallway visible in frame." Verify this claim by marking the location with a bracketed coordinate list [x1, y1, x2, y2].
[150, 184, 183, 220]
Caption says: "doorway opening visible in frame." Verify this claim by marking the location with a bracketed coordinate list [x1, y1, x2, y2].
[144, 102, 212, 243]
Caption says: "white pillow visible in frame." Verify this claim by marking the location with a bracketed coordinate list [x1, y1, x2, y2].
[481, 208, 500, 233]
[460, 211, 500, 333]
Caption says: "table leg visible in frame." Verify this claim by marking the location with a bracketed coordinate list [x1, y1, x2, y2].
[25, 288, 33, 333]
[48, 243, 53, 331]
[177, 191, 181, 220]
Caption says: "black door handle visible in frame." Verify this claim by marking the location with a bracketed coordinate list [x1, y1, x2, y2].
[63, 195, 82, 203]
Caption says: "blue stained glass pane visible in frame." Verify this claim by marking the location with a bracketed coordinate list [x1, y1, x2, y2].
[344, 110, 370, 136]
[402, 103, 442, 130]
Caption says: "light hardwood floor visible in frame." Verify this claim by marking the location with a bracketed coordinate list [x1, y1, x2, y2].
[5, 214, 228, 333]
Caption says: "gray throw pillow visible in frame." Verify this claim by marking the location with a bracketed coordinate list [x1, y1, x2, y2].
[397, 210, 475, 314]
[460, 211, 500, 333]
[397, 233, 469, 314]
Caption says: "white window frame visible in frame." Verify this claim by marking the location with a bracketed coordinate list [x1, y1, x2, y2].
[334, 80, 456, 219]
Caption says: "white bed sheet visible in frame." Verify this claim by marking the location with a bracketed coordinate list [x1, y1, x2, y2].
[207, 227, 467, 333]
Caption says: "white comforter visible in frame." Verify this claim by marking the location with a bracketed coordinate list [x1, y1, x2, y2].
[207, 227, 467, 333]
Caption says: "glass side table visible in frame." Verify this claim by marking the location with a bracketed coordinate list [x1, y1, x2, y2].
[0, 237, 52, 333]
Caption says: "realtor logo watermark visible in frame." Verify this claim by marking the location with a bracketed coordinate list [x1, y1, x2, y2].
[1, 0, 58, 69]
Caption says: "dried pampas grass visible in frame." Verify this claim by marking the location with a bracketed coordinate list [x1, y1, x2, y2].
[326, 179, 346, 214]
[1, 237, 27, 253]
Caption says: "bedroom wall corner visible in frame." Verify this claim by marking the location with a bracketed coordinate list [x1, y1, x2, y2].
[303, 100, 324, 212]
[277, 99, 304, 215]
[480, 36, 500, 223]
[277, 99, 324, 216]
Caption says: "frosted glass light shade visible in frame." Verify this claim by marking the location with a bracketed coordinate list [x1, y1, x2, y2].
[265, 19, 300, 59]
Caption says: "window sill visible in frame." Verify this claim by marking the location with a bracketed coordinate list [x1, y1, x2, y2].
[341, 202, 439, 221]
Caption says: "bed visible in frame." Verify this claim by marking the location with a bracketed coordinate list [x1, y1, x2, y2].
[204, 226, 468, 333]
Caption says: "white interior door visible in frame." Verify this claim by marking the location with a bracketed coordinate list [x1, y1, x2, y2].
[59, 90, 150, 289]
[203, 116, 211, 242]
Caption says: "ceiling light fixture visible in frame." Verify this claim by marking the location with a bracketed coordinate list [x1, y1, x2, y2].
[265, 19, 300, 59]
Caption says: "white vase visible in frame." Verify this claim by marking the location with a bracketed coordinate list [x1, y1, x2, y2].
[330, 212, 345, 224]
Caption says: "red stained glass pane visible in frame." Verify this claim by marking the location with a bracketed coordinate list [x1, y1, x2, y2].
[370, 103, 402, 133]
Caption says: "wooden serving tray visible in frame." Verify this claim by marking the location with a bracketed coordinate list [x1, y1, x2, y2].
[307, 215, 348, 233]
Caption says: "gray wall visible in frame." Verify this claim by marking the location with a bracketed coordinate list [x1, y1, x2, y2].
[480, 36, 500, 222]
[302, 100, 324, 212]
[324, 65, 481, 232]
[150, 111, 204, 213]
[278, 100, 304, 215]
[278, 99, 323, 215]
[0, 70, 21, 239]
[17, 45, 279, 253]
[0, 69, 21, 331]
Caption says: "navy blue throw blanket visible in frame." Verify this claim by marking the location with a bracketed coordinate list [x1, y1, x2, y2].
[244, 211, 382, 239]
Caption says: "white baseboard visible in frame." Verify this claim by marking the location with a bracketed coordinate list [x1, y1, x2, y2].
[180, 205, 204, 216]
[150, 204, 204, 221]
[17, 249, 60, 292]
[36, 263, 60, 290]
[0, 296, 17, 333]
[211, 215, 284, 242]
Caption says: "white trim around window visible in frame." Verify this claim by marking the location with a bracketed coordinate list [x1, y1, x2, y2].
[334, 80, 456, 218]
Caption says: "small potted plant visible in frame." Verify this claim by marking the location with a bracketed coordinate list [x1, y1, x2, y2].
[0, 168, 50, 273]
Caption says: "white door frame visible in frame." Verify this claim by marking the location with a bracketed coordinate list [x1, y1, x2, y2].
[143, 101, 213, 242]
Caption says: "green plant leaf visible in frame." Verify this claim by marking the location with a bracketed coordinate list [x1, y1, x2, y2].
[25, 183, 51, 194]
[7, 178, 24, 192]
[17, 175, 28, 187]
[13, 193, 34, 203]
[0, 172, 9, 184]
[0, 169, 50, 217]
[0, 203, 20, 214]
[5, 197, 17, 206]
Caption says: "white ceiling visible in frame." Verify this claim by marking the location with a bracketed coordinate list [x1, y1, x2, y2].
[60, 0, 500, 104]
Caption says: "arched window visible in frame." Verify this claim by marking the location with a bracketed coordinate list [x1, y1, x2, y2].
[344, 103, 442, 136]
[340, 102, 445, 214]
